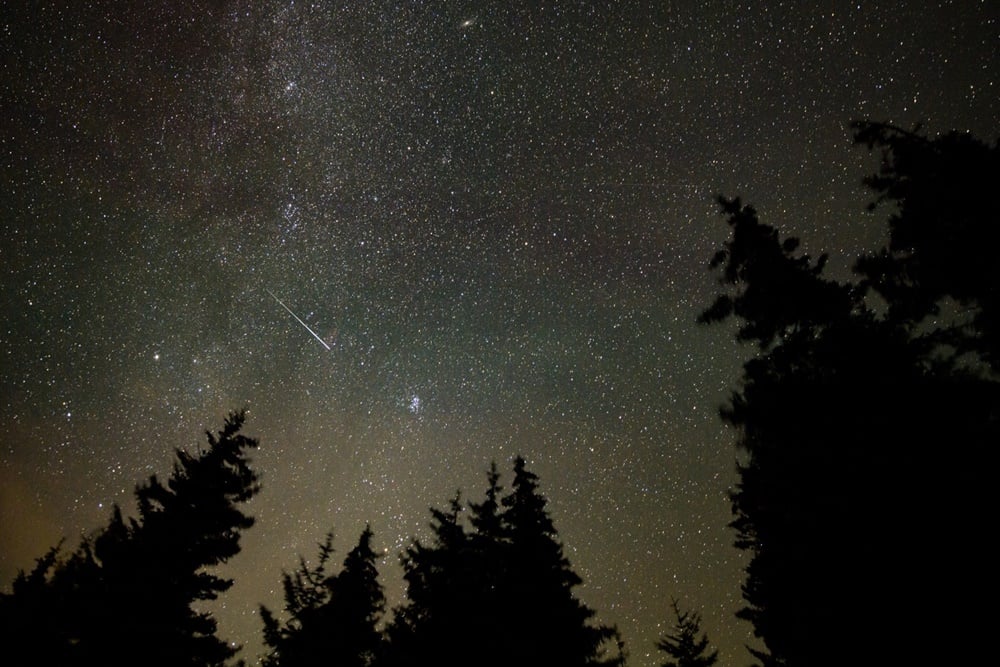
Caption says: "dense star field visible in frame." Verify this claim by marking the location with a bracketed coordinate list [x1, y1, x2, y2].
[2, 2, 996, 664]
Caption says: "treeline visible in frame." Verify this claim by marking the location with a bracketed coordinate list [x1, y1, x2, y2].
[259, 457, 628, 667]
[0, 413, 262, 666]
[0, 413, 648, 667]
[0, 412, 717, 667]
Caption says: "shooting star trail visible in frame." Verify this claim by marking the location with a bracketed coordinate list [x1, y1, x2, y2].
[266, 289, 332, 351]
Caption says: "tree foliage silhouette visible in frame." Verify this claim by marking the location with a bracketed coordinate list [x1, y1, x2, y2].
[853, 121, 1000, 369]
[260, 525, 384, 667]
[0, 411, 261, 667]
[656, 600, 718, 667]
[383, 457, 624, 667]
[701, 124, 998, 667]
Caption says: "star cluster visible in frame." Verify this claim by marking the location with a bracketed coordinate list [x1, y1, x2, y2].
[2, 2, 996, 665]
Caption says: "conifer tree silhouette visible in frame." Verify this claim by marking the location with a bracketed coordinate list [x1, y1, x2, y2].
[383, 458, 624, 667]
[656, 600, 718, 667]
[383, 493, 479, 667]
[260, 526, 384, 667]
[853, 121, 1000, 369]
[0, 411, 261, 667]
[701, 125, 998, 667]
[499, 456, 621, 667]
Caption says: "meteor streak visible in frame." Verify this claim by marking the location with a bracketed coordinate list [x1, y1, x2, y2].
[266, 289, 332, 350]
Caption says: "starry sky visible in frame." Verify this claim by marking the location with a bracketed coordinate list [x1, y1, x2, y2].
[2, 2, 997, 665]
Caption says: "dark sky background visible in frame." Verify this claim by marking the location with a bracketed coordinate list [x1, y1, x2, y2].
[1, 2, 996, 665]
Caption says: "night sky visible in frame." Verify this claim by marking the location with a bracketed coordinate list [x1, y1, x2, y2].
[2, 2, 997, 665]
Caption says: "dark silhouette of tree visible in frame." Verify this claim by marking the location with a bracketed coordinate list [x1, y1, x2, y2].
[0, 411, 261, 667]
[469, 461, 505, 545]
[701, 125, 998, 667]
[656, 600, 718, 667]
[500, 456, 623, 667]
[383, 493, 480, 667]
[0, 544, 70, 665]
[853, 121, 1000, 369]
[383, 458, 624, 667]
[699, 197, 859, 350]
[260, 525, 385, 667]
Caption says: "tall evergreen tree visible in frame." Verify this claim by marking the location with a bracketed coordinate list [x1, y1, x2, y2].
[383, 459, 624, 667]
[499, 456, 621, 667]
[656, 600, 718, 667]
[384, 493, 483, 667]
[0, 411, 261, 667]
[260, 526, 384, 667]
[701, 125, 998, 667]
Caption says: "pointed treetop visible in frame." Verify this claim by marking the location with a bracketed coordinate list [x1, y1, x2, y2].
[656, 600, 718, 667]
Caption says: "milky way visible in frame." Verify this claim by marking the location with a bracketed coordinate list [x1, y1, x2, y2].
[2, 2, 996, 665]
